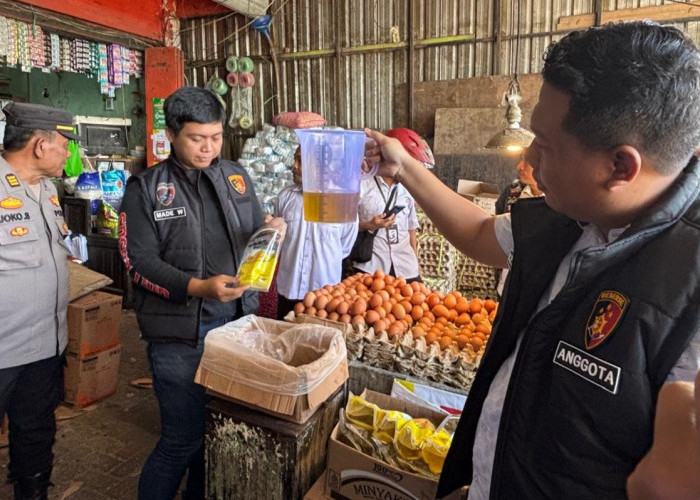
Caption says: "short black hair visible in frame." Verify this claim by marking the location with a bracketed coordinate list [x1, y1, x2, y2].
[542, 21, 700, 175]
[2, 124, 55, 152]
[164, 86, 226, 136]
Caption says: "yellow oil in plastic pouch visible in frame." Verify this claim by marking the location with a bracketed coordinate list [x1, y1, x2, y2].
[394, 418, 436, 460]
[345, 395, 380, 431]
[372, 410, 411, 444]
[421, 428, 453, 474]
[236, 227, 280, 291]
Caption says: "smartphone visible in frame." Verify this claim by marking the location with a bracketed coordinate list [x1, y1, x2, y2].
[383, 205, 405, 218]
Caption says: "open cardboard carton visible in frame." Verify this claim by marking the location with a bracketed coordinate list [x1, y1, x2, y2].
[456, 180, 500, 215]
[326, 389, 447, 500]
[195, 315, 348, 424]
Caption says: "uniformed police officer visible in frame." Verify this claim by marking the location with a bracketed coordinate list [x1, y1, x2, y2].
[0, 102, 76, 500]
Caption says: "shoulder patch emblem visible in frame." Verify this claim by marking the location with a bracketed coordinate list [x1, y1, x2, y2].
[5, 174, 20, 187]
[49, 194, 61, 207]
[585, 290, 629, 350]
[10, 226, 28, 237]
[228, 174, 246, 195]
[156, 182, 176, 206]
[0, 196, 23, 210]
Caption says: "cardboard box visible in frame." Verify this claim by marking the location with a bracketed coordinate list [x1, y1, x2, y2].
[304, 470, 331, 500]
[457, 180, 500, 215]
[64, 345, 121, 408]
[67, 291, 122, 358]
[326, 390, 446, 500]
[197, 357, 348, 424]
[195, 316, 349, 424]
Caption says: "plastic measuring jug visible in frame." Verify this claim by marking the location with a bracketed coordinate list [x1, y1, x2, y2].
[294, 128, 370, 223]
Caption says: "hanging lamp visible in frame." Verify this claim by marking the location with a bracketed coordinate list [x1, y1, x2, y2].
[485, 0, 535, 151]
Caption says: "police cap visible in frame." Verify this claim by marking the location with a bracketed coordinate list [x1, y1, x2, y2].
[3, 102, 78, 141]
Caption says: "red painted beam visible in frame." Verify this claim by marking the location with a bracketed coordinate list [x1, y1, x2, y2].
[176, 0, 229, 19]
[15, 0, 165, 42]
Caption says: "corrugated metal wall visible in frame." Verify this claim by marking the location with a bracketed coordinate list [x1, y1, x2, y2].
[181, 0, 700, 139]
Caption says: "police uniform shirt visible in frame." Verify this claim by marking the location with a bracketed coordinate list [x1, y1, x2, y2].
[0, 156, 70, 368]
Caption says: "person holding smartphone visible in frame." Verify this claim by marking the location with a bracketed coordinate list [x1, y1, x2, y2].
[352, 174, 422, 282]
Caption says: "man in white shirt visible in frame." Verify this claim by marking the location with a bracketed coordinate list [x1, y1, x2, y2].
[353, 176, 421, 281]
[274, 146, 358, 318]
[364, 21, 700, 500]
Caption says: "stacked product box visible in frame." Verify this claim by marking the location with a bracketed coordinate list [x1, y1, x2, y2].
[64, 291, 122, 408]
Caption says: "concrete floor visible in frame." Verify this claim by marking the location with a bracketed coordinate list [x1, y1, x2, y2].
[0, 310, 160, 500]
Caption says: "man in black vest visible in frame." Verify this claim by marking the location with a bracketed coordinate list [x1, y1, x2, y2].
[365, 21, 700, 499]
[120, 87, 283, 500]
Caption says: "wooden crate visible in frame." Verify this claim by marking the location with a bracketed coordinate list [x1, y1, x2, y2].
[205, 386, 346, 500]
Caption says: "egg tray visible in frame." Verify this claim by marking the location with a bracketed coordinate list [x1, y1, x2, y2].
[456, 256, 498, 299]
[287, 312, 481, 390]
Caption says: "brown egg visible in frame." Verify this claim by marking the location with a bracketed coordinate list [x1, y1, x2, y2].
[412, 326, 426, 338]
[293, 302, 305, 316]
[385, 285, 396, 296]
[316, 309, 328, 319]
[362, 275, 374, 287]
[326, 297, 340, 313]
[351, 315, 366, 328]
[370, 279, 386, 292]
[456, 334, 470, 349]
[378, 290, 391, 302]
[328, 312, 340, 322]
[356, 283, 367, 292]
[305, 306, 317, 316]
[382, 301, 393, 314]
[331, 289, 344, 298]
[410, 292, 426, 305]
[438, 336, 454, 350]
[336, 301, 350, 315]
[369, 294, 383, 309]
[411, 305, 424, 321]
[375, 306, 387, 319]
[314, 294, 329, 311]
[400, 284, 413, 297]
[303, 292, 316, 308]
[392, 303, 407, 320]
[339, 313, 352, 324]
[365, 310, 380, 325]
[373, 319, 387, 333]
[350, 298, 367, 316]
[387, 323, 403, 339]
[401, 300, 413, 315]
[425, 332, 438, 345]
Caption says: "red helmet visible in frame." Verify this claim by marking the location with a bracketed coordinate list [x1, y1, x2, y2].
[386, 128, 435, 167]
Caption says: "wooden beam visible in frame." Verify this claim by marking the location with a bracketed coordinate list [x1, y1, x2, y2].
[558, 2, 700, 31]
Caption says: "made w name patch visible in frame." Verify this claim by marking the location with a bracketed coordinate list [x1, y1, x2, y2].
[554, 341, 621, 394]
[153, 207, 186, 221]
[585, 290, 629, 350]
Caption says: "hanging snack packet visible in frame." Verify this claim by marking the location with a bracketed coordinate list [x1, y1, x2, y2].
[236, 226, 280, 291]
[345, 394, 380, 431]
[372, 409, 411, 444]
[421, 428, 453, 474]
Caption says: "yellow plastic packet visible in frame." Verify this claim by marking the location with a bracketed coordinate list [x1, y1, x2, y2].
[394, 418, 436, 460]
[236, 227, 280, 291]
[345, 395, 380, 431]
[372, 410, 411, 444]
[421, 428, 453, 474]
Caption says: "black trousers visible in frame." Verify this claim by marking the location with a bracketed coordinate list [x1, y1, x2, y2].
[277, 294, 299, 320]
[0, 354, 64, 493]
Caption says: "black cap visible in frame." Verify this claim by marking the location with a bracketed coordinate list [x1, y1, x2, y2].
[2, 102, 78, 141]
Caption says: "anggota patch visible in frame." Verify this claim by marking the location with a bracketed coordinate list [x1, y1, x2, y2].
[0, 196, 23, 210]
[49, 195, 61, 207]
[553, 341, 621, 394]
[153, 207, 186, 221]
[585, 290, 629, 350]
[10, 226, 28, 237]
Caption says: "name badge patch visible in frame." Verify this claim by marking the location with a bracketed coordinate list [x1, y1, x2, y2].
[153, 207, 186, 221]
[554, 341, 621, 394]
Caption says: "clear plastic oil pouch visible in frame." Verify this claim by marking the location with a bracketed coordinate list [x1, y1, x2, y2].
[236, 226, 280, 291]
